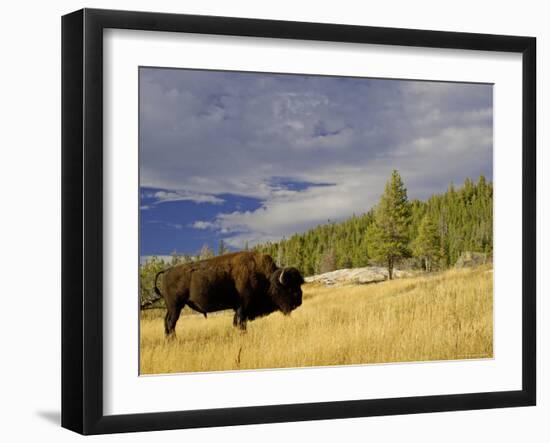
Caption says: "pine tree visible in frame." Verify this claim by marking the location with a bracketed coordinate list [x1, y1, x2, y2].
[218, 239, 229, 256]
[170, 249, 179, 266]
[276, 241, 285, 267]
[413, 212, 442, 271]
[368, 170, 411, 279]
[319, 248, 337, 273]
[199, 243, 214, 260]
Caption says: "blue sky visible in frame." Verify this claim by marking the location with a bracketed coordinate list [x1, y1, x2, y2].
[139, 67, 493, 256]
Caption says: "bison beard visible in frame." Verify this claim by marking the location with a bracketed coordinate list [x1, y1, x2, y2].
[154, 251, 304, 337]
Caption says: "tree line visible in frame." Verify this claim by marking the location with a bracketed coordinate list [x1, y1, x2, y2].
[140, 170, 492, 306]
[254, 171, 492, 278]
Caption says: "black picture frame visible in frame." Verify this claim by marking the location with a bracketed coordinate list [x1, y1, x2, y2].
[61, 8, 536, 435]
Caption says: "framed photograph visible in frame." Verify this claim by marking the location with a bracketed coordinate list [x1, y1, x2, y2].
[61, 8, 536, 435]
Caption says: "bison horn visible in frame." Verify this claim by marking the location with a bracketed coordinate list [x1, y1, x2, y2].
[279, 268, 286, 285]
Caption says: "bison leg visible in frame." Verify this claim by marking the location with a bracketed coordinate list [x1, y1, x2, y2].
[233, 306, 247, 331]
[164, 305, 183, 338]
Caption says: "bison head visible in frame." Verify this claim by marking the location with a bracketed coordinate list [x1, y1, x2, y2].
[269, 267, 304, 315]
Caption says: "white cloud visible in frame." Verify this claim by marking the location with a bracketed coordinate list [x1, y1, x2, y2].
[147, 220, 184, 230]
[198, 167, 388, 247]
[153, 191, 224, 205]
[191, 221, 216, 230]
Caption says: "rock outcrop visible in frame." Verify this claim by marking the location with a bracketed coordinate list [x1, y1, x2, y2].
[304, 266, 413, 286]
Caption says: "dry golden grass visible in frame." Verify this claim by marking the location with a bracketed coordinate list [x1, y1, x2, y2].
[140, 265, 493, 374]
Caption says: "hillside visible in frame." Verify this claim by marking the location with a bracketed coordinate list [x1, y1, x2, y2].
[140, 264, 493, 374]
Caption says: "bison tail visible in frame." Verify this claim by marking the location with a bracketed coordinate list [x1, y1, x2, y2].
[154, 270, 166, 298]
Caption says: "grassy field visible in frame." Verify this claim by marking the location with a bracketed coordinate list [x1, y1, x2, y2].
[140, 265, 493, 374]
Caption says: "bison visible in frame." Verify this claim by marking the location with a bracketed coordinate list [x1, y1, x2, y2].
[154, 251, 304, 336]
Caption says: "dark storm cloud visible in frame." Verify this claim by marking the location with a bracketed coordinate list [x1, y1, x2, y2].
[140, 68, 492, 247]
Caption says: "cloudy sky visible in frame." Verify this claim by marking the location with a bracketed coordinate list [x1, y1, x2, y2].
[139, 67, 492, 256]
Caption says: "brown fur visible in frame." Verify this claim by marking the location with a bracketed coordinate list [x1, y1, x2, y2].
[155, 251, 304, 336]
